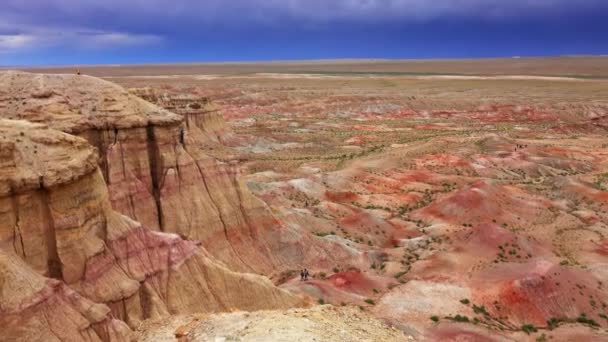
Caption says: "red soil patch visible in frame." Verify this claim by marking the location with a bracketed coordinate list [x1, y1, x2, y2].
[418, 181, 551, 226]
[390, 170, 436, 184]
[456, 223, 548, 260]
[327, 270, 380, 295]
[472, 262, 608, 326]
[340, 211, 375, 228]
[358, 172, 407, 191]
[385, 109, 417, 119]
[325, 191, 359, 202]
[471, 104, 555, 123]
[414, 124, 447, 130]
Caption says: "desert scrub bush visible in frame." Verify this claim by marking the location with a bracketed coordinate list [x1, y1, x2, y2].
[450, 315, 470, 323]
[547, 317, 561, 330]
[576, 314, 599, 327]
[460, 299, 470, 305]
[318, 298, 325, 305]
[472, 304, 489, 316]
[521, 324, 537, 335]
[430, 316, 439, 322]
[364, 299, 375, 305]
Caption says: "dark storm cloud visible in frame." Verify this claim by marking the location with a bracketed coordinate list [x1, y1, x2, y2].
[0, 0, 606, 61]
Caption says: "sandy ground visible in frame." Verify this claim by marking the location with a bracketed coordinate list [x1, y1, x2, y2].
[136, 305, 411, 342]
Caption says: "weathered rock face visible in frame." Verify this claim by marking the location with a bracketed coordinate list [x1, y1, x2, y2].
[0, 71, 353, 275]
[0, 119, 301, 341]
[183, 109, 233, 144]
[0, 71, 182, 133]
[0, 248, 132, 342]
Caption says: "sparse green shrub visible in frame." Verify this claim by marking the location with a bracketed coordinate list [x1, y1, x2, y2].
[576, 314, 599, 327]
[430, 316, 439, 322]
[364, 299, 375, 305]
[460, 299, 470, 305]
[452, 315, 469, 322]
[473, 304, 489, 315]
[547, 317, 561, 330]
[318, 298, 325, 305]
[521, 324, 537, 335]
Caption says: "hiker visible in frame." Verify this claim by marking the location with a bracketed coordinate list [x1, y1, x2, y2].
[304, 268, 310, 281]
[300, 269, 305, 281]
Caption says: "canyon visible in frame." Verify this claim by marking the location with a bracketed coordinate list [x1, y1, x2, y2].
[2, 57, 608, 341]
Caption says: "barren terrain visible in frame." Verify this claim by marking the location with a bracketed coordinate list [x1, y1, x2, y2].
[2, 58, 608, 341]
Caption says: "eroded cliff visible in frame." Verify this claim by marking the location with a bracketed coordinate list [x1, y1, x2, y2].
[0, 119, 301, 341]
[0, 71, 354, 275]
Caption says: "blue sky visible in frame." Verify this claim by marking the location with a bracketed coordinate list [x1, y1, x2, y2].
[1, 0, 607, 66]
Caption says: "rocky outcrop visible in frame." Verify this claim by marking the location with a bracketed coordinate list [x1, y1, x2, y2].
[0, 71, 352, 275]
[0, 239, 131, 342]
[183, 108, 232, 144]
[0, 119, 301, 341]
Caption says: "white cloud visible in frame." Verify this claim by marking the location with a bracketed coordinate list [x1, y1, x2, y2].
[0, 28, 163, 53]
[0, 35, 37, 52]
[78, 32, 163, 48]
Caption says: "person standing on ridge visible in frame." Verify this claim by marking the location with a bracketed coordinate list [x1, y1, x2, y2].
[300, 269, 305, 281]
[304, 268, 310, 281]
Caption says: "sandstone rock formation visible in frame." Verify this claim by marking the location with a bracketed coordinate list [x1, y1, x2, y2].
[0, 119, 301, 341]
[0, 71, 353, 276]
[0, 243, 131, 342]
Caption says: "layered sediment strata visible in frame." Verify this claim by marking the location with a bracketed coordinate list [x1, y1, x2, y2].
[0, 249, 132, 342]
[0, 71, 352, 275]
[0, 119, 301, 341]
